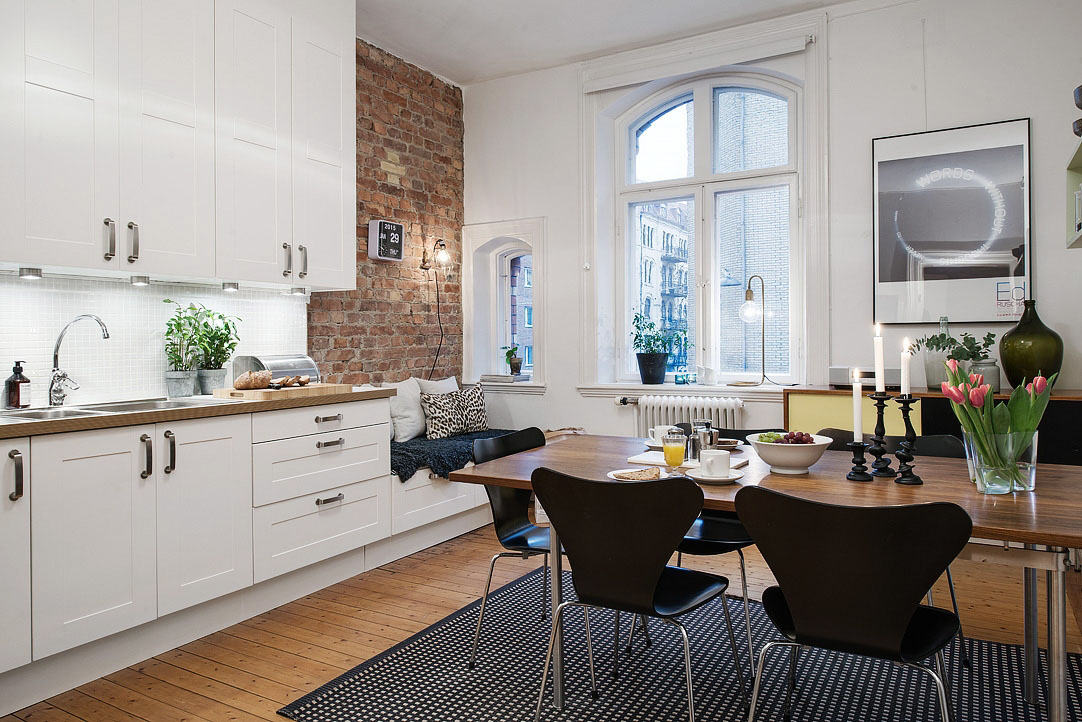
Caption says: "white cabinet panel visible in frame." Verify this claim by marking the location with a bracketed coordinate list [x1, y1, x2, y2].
[31, 427, 157, 659]
[0, 0, 120, 270]
[0, 439, 31, 674]
[118, 0, 215, 277]
[156, 415, 253, 616]
[391, 469, 478, 535]
[251, 399, 390, 443]
[215, 0, 294, 284]
[291, 12, 355, 290]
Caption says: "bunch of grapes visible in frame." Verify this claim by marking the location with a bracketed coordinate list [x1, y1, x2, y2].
[776, 431, 815, 445]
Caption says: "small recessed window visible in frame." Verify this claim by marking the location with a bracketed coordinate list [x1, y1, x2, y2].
[508, 253, 535, 372]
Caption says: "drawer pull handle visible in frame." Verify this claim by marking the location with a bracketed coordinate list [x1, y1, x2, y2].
[163, 430, 176, 474]
[8, 450, 23, 501]
[315, 493, 345, 506]
[140, 433, 152, 479]
[315, 413, 343, 423]
[316, 437, 344, 449]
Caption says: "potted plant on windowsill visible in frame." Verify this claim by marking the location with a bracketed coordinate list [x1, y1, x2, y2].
[195, 306, 241, 394]
[163, 300, 201, 397]
[631, 312, 686, 384]
[501, 345, 522, 375]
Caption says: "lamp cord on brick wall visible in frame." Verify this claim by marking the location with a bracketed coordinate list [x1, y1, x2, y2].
[428, 268, 444, 380]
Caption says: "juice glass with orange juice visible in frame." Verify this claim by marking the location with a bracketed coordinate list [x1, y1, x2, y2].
[662, 434, 686, 472]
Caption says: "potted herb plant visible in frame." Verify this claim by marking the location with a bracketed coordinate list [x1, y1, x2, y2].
[195, 306, 241, 394]
[163, 300, 201, 397]
[912, 331, 956, 389]
[500, 345, 522, 375]
[630, 312, 686, 384]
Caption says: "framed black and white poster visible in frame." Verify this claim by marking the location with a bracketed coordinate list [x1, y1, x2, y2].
[873, 118, 1030, 324]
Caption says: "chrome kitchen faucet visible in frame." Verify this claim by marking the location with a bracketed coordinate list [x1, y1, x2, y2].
[49, 314, 110, 406]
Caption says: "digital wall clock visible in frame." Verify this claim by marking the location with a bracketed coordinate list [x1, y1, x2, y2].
[367, 219, 405, 261]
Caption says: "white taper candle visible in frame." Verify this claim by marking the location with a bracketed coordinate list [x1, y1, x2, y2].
[852, 368, 863, 442]
[873, 323, 885, 393]
[901, 337, 912, 397]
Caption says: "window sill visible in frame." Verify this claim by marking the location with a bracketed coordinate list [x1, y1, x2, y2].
[478, 381, 548, 396]
[576, 383, 786, 403]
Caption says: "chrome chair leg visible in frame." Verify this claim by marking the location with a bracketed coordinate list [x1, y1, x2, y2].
[660, 618, 697, 722]
[470, 552, 518, 669]
[542, 553, 549, 621]
[747, 640, 799, 722]
[584, 607, 598, 699]
[535, 601, 572, 722]
[720, 596, 750, 707]
[944, 566, 970, 668]
[641, 614, 652, 646]
[906, 659, 952, 722]
[737, 549, 756, 680]
[627, 613, 652, 652]
[935, 650, 955, 722]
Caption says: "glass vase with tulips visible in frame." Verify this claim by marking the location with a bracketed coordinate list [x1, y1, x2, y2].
[940, 360, 1055, 494]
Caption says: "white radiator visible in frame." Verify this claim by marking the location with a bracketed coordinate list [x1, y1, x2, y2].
[633, 395, 744, 436]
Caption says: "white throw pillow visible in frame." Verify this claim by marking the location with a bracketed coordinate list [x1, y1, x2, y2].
[417, 375, 459, 395]
[385, 377, 426, 442]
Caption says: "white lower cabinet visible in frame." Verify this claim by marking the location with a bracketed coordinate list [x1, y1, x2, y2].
[156, 415, 253, 616]
[0, 438, 30, 674]
[392, 469, 480, 535]
[31, 426, 157, 659]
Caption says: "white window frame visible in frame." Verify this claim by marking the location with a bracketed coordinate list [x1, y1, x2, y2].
[614, 72, 803, 385]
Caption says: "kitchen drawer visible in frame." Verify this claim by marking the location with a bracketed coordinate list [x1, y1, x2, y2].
[253, 475, 390, 583]
[254, 423, 390, 506]
[392, 467, 482, 535]
[252, 399, 390, 443]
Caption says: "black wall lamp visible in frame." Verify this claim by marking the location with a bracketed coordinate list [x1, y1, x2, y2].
[421, 239, 451, 379]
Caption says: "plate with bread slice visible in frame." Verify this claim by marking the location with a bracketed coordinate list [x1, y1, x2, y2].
[606, 467, 672, 481]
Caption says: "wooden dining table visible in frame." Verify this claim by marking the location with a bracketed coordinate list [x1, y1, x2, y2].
[450, 433, 1082, 722]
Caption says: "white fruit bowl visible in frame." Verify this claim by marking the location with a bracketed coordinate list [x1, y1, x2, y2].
[745, 433, 833, 475]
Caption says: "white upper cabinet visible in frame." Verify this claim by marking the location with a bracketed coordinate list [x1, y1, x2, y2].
[118, 0, 216, 277]
[0, 439, 30, 675]
[0, 0, 121, 271]
[214, 0, 294, 285]
[291, 10, 356, 289]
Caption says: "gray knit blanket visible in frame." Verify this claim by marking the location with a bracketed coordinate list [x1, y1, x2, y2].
[390, 429, 514, 480]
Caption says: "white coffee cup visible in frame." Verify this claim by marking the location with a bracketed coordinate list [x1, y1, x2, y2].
[647, 426, 680, 444]
[700, 449, 731, 478]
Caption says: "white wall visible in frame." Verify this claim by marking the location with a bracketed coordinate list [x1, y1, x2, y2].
[0, 276, 307, 405]
[464, 0, 1082, 434]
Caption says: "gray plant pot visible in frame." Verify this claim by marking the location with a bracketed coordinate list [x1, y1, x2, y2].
[197, 368, 228, 395]
[164, 370, 198, 398]
[969, 359, 1001, 394]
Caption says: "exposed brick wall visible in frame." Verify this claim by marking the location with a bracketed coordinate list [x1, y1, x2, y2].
[308, 40, 464, 385]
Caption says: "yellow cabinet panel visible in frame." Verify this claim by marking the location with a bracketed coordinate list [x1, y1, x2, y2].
[786, 392, 920, 438]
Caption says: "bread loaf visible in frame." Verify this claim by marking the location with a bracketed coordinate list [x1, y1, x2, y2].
[234, 370, 272, 390]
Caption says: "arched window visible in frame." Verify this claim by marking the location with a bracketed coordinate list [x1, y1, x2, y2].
[621, 72, 800, 382]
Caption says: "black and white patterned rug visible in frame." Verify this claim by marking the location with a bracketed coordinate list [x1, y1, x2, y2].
[279, 568, 1082, 721]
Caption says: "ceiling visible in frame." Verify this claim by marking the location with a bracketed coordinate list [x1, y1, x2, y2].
[354, 0, 835, 85]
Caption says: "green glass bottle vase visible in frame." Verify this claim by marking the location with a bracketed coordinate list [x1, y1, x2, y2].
[999, 300, 1063, 388]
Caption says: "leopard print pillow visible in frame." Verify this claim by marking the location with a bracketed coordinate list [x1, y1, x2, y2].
[459, 383, 489, 433]
[420, 390, 466, 440]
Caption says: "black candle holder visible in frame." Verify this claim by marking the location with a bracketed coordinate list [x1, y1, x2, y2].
[846, 441, 873, 482]
[868, 392, 896, 478]
[894, 395, 923, 485]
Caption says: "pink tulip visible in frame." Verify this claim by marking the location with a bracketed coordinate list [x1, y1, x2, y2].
[1026, 382, 1033, 396]
[942, 384, 966, 404]
[968, 373, 984, 386]
[968, 385, 989, 408]
[946, 359, 960, 374]
[1032, 376, 1048, 395]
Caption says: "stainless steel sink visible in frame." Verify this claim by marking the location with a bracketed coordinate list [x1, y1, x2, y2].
[81, 397, 237, 413]
[3, 408, 109, 420]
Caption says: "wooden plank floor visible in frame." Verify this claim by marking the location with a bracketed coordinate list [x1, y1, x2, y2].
[13, 525, 1081, 721]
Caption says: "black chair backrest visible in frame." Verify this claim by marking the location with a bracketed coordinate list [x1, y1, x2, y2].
[817, 428, 964, 458]
[532, 468, 704, 616]
[735, 486, 971, 660]
[473, 428, 547, 543]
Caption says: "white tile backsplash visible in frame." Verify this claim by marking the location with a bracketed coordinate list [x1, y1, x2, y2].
[0, 276, 307, 406]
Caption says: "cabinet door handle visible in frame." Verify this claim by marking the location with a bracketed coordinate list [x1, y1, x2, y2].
[314, 413, 343, 424]
[315, 493, 344, 506]
[140, 433, 152, 479]
[298, 244, 308, 278]
[103, 218, 116, 260]
[126, 221, 140, 263]
[163, 430, 176, 474]
[316, 437, 344, 449]
[282, 243, 293, 276]
[8, 450, 23, 502]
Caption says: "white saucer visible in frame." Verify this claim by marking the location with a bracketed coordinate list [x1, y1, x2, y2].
[607, 468, 673, 481]
[685, 467, 743, 485]
[644, 441, 664, 451]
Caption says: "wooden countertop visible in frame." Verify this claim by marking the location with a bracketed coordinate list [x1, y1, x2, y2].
[784, 385, 1082, 401]
[451, 434, 1082, 549]
[0, 388, 396, 440]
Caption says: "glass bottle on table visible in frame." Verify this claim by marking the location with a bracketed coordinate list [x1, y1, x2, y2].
[662, 433, 687, 474]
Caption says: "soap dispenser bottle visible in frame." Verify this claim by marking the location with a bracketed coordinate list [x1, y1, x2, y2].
[4, 361, 31, 409]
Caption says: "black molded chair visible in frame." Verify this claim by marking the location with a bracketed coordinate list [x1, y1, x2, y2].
[736, 486, 971, 722]
[818, 427, 971, 668]
[468, 427, 550, 669]
[532, 469, 748, 722]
